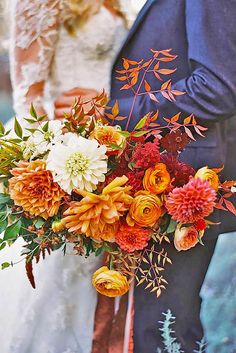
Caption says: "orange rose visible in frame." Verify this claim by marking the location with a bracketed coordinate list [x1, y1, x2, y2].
[195, 166, 219, 191]
[127, 191, 162, 227]
[92, 266, 129, 297]
[143, 163, 170, 194]
[174, 225, 204, 251]
[90, 125, 126, 155]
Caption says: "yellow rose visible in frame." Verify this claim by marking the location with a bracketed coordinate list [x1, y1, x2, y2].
[92, 266, 129, 297]
[90, 125, 126, 155]
[127, 190, 162, 227]
[143, 163, 171, 194]
[195, 166, 219, 191]
[174, 224, 204, 251]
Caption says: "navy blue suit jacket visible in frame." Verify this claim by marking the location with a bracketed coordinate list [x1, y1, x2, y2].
[110, 0, 236, 237]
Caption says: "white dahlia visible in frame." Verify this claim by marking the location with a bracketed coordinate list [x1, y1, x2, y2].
[22, 120, 63, 159]
[46, 134, 108, 194]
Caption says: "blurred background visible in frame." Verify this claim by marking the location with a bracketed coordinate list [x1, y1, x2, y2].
[0, 1, 235, 352]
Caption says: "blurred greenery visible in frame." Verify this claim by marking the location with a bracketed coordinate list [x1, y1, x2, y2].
[201, 233, 236, 353]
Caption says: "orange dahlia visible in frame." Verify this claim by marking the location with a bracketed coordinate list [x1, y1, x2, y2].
[115, 223, 150, 252]
[165, 178, 216, 223]
[9, 161, 65, 219]
[62, 176, 133, 241]
[143, 163, 170, 194]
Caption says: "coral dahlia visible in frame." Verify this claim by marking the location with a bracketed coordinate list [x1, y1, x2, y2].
[9, 161, 65, 219]
[165, 178, 217, 223]
[115, 223, 150, 252]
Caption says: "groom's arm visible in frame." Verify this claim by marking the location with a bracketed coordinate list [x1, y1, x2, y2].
[110, 0, 236, 129]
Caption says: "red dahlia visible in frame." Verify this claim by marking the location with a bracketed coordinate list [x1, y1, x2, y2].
[126, 170, 145, 194]
[131, 138, 160, 169]
[161, 154, 195, 187]
[160, 131, 190, 155]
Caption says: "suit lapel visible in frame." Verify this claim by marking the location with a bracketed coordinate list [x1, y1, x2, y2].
[112, 0, 156, 67]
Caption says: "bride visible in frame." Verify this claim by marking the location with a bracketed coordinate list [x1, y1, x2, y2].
[0, 1, 143, 352]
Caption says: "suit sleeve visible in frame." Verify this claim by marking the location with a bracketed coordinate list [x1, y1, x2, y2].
[110, 0, 236, 130]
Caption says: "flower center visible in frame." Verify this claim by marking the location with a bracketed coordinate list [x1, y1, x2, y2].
[44, 131, 54, 142]
[66, 152, 89, 176]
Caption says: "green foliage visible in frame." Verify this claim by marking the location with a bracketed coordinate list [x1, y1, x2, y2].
[4, 219, 22, 241]
[157, 310, 206, 353]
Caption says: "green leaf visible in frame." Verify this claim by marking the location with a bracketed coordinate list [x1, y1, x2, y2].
[1, 262, 11, 270]
[198, 235, 204, 246]
[4, 219, 22, 241]
[0, 242, 6, 251]
[132, 130, 149, 137]
[14, 117, 23, 139]
[0, 194, 10, 205]
[42, 121, 49, 132]
[0, 121, 5, 135]
[134, 114, 148, 130]
[25, 128, 37, 134]
[95, 247, 104, 256]
[118, 131, 130, 138]
[37, 114, 48, 122]
[30, 104, 37, 119]
[34, 218, 45, 229]
[24, 118, 37, 124]
[0, 219, 8, 233]
[166, 219, 178, 234]
[108, 143, 123, 150]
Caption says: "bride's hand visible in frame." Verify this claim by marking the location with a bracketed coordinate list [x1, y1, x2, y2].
[54, 87, 98, 119]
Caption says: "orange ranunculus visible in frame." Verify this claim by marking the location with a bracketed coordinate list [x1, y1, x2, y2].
[92, 266, 129, 297]
[143, 163, 170, 194]
[90, 125, 126, 155]
[127, 190, 162, 227]
[194, 166, 219, 191]
[9, 161, 65, 219]
[63, 176, 132, 241]
[174, 224, 204, 251]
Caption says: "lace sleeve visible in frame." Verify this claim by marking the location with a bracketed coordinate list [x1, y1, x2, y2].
[9, 0, 61, 119]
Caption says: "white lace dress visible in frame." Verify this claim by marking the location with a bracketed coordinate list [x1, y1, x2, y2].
[0, 2, 131, 353]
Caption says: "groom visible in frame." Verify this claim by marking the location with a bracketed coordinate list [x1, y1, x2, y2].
[55, 0, 236, 351]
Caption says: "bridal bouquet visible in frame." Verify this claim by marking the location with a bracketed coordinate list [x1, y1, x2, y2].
[0, 49, 236, 298]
